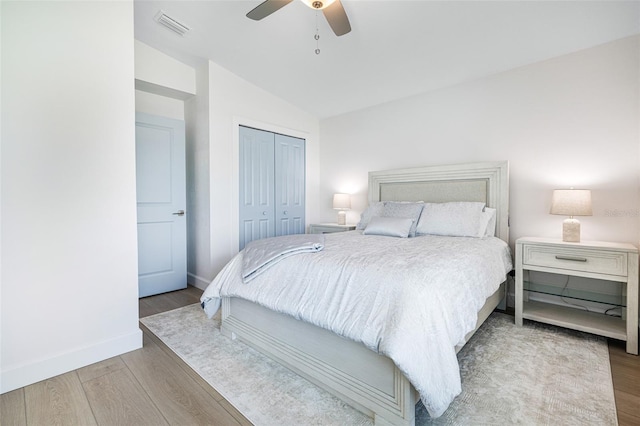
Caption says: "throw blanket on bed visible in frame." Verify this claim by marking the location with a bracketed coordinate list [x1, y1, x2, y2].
[242, 234, 324, 283]
[201, 231, 512, 418]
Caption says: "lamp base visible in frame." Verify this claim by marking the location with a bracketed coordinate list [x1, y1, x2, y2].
[337, 211, 346, 225]
[562, 218, 581, 242]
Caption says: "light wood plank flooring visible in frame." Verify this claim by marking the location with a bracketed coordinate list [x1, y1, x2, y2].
[2, 285, 639, 425]
[1, 286, 250, 426]
[609, 339, 640, 425]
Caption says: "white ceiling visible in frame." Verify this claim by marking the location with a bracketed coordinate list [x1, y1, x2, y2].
[134, 1, 640, 119]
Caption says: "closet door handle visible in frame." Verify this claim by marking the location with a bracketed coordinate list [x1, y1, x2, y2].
[262, 211, 267, 216]
[283, 211, 288, 215]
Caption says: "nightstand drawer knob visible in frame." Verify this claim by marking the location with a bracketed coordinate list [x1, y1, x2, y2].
[555, 255, 587, 262]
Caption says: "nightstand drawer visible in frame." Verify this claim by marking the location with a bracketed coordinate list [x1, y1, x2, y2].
[522, 245, 627, 276]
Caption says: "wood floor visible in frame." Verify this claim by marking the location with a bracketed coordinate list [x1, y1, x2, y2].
[609, 339, 640, 425]
[2, 286, 639, 425]
[1, 286, 250, 426]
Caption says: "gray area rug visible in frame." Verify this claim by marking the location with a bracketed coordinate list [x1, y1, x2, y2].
[141, 304, 618, 425]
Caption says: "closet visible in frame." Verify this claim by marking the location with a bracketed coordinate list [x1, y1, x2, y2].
[239, 125, 305, 250]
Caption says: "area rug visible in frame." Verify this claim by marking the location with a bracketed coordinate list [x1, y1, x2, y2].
[140, 304, 618, 425]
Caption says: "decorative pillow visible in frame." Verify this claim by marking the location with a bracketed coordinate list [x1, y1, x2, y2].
[356, 201, 385, 230]
[381, 201, 424, 237]
[416, 202, 486, 237]
[482, 207, 497, 237]
[363, 216, 414, 238]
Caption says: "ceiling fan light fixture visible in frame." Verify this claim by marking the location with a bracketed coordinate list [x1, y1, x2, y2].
[300, 0, 336, 10]
[247, 0, 350, 36]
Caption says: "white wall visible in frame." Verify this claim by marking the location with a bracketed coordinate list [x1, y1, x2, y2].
[185, 63, 211, 288]
[134, 39, 197, 120]
[320, 35, 640, 248]
[1, 1, 141, 392]
[134, 39, 196, 100]
[187, 61, 320, 287]
[135, 90, 184, 120]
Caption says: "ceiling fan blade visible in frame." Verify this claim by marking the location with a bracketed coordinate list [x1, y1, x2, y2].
[322, 0, 351, 36]
[246, 0, 294, 21]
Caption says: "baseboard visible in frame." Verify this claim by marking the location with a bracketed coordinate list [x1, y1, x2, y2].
[188, 272, 210, 291]
[0, 328, 142, 394]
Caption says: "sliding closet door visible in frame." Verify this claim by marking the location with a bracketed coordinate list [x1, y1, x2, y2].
[239, 126, 305, 251]
[275, 134, 305, 236]
[239, 126, 275, 250]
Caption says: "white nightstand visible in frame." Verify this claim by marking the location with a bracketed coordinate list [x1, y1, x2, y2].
[515, 237, 638, 355]
[309, 223, 356, 234]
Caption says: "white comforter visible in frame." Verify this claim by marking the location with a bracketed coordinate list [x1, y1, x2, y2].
[201, 231, 512, 418]
[241, 233, 325, 282]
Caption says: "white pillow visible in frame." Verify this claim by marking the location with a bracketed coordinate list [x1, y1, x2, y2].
[416, 202, 486, 237]
[381, 201, 424, 237]
[356, 201, 385, 230]
[363, 216, 413, 238]
[482, 207, 497, 237]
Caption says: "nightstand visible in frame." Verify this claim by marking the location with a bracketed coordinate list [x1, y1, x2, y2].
[309, 223, 356, 234]
[515, 237, 638, 354]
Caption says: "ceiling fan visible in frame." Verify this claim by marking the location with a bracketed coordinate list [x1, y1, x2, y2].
[247, 0, 351, 36]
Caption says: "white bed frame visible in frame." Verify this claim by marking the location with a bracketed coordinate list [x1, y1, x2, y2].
[221, 161, 510, 425]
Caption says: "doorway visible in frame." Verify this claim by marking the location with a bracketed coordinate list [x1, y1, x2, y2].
[135, 112, 187, 297]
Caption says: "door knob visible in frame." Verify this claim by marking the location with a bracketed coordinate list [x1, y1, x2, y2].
[283, 211, 288, 215]
[172, 210, 185, 216]
[262, 211, 267, 216]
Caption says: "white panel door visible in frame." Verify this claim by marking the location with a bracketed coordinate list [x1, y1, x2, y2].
[275, 134, 305, 236]
[135, 112, 187, 297]
[239, 126, 275, 250]
[239, 126, 305, 250]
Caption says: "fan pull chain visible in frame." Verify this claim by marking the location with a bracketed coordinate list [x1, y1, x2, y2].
[314, 11, 320, 55]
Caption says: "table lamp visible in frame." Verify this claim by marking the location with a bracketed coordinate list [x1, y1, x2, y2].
[333, 193, 351, 225]
[550, 189, 592, 242]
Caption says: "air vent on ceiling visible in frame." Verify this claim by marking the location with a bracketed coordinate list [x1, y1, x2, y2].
[155, 10, 190, 36]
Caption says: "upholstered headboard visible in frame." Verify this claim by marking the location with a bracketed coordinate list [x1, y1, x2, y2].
[368, 161, 509, 243]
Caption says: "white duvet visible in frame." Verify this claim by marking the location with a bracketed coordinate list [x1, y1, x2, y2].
[201, 231, 512, 418]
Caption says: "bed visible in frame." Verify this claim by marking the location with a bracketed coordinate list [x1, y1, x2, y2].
[201, 161, 511, 425]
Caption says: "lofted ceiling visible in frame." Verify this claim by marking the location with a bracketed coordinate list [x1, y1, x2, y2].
[134, 1, 640, 119]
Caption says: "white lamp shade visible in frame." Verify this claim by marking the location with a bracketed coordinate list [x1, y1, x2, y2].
[550, 189, 592, 217]
[332, 193, 351, 210]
